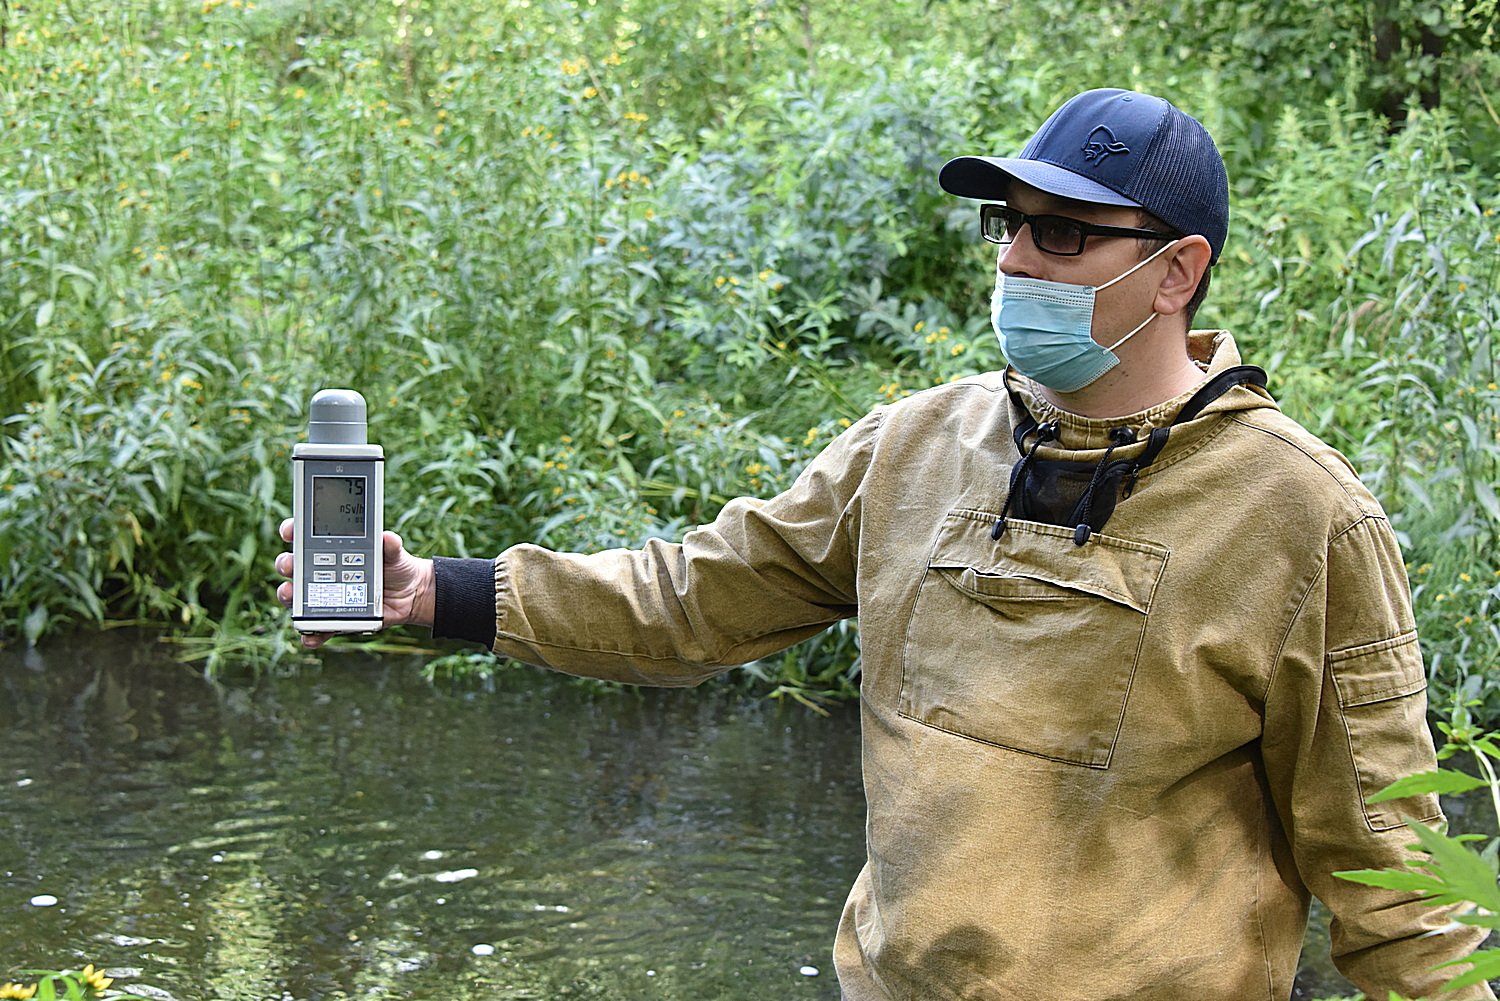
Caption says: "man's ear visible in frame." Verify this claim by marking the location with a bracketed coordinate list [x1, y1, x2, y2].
[1154, 235, 1212, 317]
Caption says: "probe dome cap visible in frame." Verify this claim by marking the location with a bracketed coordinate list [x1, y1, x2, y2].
[308, 388, 368, 445]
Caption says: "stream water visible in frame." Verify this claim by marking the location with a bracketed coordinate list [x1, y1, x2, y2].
[0, 633, 1390, 999]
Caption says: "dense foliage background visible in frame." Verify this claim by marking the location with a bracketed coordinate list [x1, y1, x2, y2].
[1, 0, 1497, 713]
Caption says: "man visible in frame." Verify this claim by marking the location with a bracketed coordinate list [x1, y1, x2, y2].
[276, 88, 1491, 999]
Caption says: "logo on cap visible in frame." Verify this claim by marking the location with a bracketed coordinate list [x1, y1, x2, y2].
[1082, 125, 1129, 166]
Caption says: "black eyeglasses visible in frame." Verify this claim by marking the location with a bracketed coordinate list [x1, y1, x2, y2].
[979, 203, 1176, 257]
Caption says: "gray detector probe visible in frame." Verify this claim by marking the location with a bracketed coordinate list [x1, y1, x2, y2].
[292, 389, 384, 633]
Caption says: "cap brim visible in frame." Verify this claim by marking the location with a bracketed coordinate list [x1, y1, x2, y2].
[938, 156, 1142, 208]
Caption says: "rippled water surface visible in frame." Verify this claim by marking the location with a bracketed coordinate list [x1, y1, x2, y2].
[2, 634, 1370, 998]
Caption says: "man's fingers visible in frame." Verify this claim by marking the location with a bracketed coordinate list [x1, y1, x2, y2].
[277, 516, 328, 648]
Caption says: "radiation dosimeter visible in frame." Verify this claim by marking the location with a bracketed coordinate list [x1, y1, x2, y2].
[292, 389, 384, 633]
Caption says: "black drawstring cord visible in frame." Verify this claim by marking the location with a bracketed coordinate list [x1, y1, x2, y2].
[1072, 426, 1138, 546]
[992, 421, 1059, 540]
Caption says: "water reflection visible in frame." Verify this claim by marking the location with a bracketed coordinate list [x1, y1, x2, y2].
[2, 634, 1376, 998]
[2, 635, 863, 999]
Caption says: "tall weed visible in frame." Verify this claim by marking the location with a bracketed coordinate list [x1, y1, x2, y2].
[1, 0, 1496, 716]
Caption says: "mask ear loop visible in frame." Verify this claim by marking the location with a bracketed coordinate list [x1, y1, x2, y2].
[1103, 311, 1158, 353]
[1093, 238, 1180, 355]
[1095, 238, 1180, 292]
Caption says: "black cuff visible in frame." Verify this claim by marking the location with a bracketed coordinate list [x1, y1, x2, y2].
[431, 557, 498, 647]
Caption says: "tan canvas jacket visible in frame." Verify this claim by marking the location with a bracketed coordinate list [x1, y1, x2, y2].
[484, 331, 1492, 1000]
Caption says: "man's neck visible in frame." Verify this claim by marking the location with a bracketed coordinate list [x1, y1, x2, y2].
[1037, 353, 1206, 419]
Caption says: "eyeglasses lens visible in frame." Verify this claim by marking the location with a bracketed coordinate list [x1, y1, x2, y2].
[981, 206, 1084, 255]
[1031, 216, 1083, 255]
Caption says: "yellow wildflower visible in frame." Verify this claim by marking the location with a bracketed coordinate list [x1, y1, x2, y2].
[79, 965, 113, 995]
[0, 983, 36, 1000]
[582, 86, 598, 99]
[294, 87, 307, 99]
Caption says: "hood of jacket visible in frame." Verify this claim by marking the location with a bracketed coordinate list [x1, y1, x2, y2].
[1005, 329, 1280, 461]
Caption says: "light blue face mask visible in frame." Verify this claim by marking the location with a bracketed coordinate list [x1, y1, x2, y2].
[990, 240, 1179, 393]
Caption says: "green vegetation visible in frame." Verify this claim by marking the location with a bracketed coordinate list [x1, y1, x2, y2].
[0, 964, 140, 1000]
[1, 0, 1497, 712]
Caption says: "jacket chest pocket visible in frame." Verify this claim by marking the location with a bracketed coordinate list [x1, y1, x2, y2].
[897, 512, 1169, 768]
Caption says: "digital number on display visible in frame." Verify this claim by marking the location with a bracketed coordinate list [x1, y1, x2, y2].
[311, 475, 367, 538]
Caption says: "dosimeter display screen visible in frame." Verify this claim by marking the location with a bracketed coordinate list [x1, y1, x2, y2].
[312, 476, 367, 538]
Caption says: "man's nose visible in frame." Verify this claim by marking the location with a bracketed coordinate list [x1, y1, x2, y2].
[997, 222, 1045, 278]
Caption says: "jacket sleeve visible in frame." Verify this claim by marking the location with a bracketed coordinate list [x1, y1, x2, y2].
[1261, 514, 1494, 999]
[484, 410, 882, 687]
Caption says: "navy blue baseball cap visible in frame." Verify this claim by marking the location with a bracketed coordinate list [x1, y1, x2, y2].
[939, 88, 1229, 263]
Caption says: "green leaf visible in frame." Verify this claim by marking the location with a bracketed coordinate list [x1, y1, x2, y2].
[1435, 946, 1500, 990]
[23, 604, 48, 645]
[35, 299, 54, 328]
[1473, 478, 1500, 525]
[1367, 768, 1489, 802]
[1405, 821, 1500, 912]
[1334, 867, 1445, 894]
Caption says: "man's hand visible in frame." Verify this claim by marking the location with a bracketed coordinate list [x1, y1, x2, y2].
[275, 518, 436, 649]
